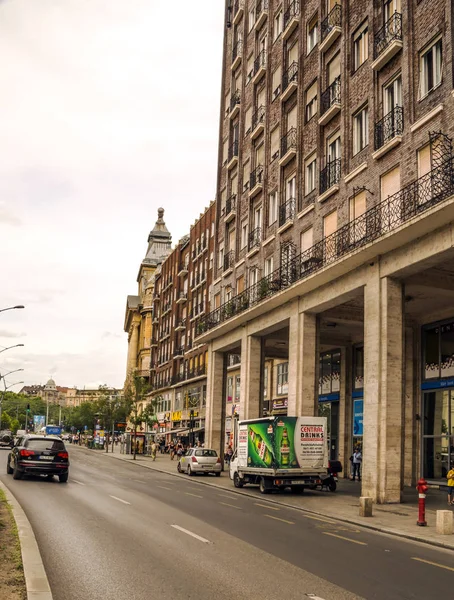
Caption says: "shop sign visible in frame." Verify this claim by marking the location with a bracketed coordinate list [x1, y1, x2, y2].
[157, 412, 165, 422]
[165, 412, 171, 420]
[172, 411, 182, 421]
[421, 378, 454, 390]
[318, 392, 340, 402]
[272, 398, 288, 411]
[353, 398, 364, 436]
[225, 417, 232, 431]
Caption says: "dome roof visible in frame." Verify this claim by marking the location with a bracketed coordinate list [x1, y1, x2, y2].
[44, 377, 56, 390]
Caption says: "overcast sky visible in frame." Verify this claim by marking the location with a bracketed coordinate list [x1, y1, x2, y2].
[0, 0, 224, 390]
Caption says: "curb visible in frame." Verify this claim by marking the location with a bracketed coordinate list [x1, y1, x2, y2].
[97, 450, 454, 552]
[0, 481, 53, 600]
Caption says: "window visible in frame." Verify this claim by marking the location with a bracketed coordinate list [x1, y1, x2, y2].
[323, 210, 337, 237]
[241, 220, 248, 248]
[380, 166, 400, 199]
[214, 293, 221, 309]
[327, 133, 341, 162]
[248, 8, 255, 31]
[218, 245, 224, 269]
[270, 127, 280, 159]
[254, 205, 262, 230]
[307, 14, 318, 53]
[418, 144, 431, 178]
[269, 191, 278, 224]
[383, 75, 402, 114]
[300, 227, 313, 252]
[384, 0, 401, 23]
[272, 66, 282, 100]
[353, 22, 368, 71]
[243, 160, 250, 191]
[353, 106, 369, 155]
[305, 81, 317, 122]
[274, 10, 283, 41]
[236, 275, 244, 294]
[305, 154, 317, 194]
[286, 174, 296, 200]
[264, 257, 274, 276]
[225, 286, 232, 302]
[223, 138, 228, 164]
[349, 191, 366, 221]
[246, 53, 254, 84]
[249, 267, 259, 286]
[420, 38, 442, 98]
[276, 362, 289, 395]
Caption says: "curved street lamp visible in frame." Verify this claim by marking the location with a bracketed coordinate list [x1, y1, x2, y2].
[0, 369, 24, 380]
[0, 344, 24, 354]
[0, 305, 25, 314]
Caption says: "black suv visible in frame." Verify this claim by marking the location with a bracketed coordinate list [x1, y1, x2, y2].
[7, 435, 70, 482]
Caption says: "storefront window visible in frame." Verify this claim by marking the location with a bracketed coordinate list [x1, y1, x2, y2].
[353, 345, 364, 390]
[227, 376, 233, 402]
[441, 322, 454, 378]
[202, 384, 207, 407]
[423, 389, 454, 480]
[235, 375, 241, 402]
[331, 351, 340, 392]
[319, 350, 341, 395]
[424, 326, 440, 379]
[263, 366, 268, 399]
[276, 362, 289, 396]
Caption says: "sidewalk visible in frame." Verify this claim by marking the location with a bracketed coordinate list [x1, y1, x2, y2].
[93, 448, 454, 551]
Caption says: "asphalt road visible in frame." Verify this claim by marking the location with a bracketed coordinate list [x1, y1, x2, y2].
[1, 447, 453, 600]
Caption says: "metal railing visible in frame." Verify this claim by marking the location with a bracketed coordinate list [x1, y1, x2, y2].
[283, 1, 300, 31]
[197, 152, 454, 336]
[374, 106, 404, 150]
[374, 12, 402, 59]
[321, 3, 342, 41]
[248, 227, 261, 250]
[230, 89, 241, 112]
[178, 262, 188, 273]
[228, 140, 239, 162]
[320, 159, 341, 194]
[252, 105, 265, 131]
[250, 164, 264, 190]
[224, 250, 235, 271]
[178, 292, 187, 301]
[175, 319, 186, 329]
[232, 40, 243, 64]
[281, 127, 297, 157]
[279, 198, 296, 227]
[282, 61, 298, 93]
[253, 50, 266, 77]
[225, 193, 236, 216]
[255, 0, 268, 19]
[320, 76, 341, 115]
[173, 347, 184, 358]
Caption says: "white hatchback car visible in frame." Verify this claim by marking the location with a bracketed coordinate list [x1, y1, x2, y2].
[177, 448, 222, 477]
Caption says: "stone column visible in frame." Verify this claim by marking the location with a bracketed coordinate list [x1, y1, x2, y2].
[239, 333, 262, 420]
[205, 344, 225, 454]
[363, 273, 404, 503]
[127, 321, 140, 377]
[338, 346, 349, 468]
[288, 310, 318, 416]
[403, 327, 416, 486]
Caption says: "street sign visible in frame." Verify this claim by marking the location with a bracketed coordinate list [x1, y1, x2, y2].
[45, 426, 62, 436]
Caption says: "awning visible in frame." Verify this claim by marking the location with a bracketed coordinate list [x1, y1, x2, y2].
[170, 426, 205, 435]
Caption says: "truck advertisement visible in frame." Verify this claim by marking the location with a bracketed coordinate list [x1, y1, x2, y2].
[239, 416, 327, 471]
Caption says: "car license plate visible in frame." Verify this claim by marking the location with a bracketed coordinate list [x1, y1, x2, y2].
[290, 480, 303, 485]
[40, 456, 54, 461]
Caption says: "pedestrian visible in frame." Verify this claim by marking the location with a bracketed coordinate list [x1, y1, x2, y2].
[447, 466, 454, 505]
[352, 446, 362, 482]
[151, 441, 157, 461]
[170, 442, 175, 460]
[225, 445, 233, 465]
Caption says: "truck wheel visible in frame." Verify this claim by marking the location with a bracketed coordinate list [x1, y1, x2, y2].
[233, 472, 243, 488]
[329, 481, 337, 492]
[259, 477, 270, 494]
[6, 456, 13, 475]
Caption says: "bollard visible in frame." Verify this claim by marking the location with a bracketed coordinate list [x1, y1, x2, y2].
[436, 510, 454, 535]
[359, 496, 373, 517]
[416, 478, 429, 526]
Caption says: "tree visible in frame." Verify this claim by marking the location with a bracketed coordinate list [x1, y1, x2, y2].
[124, 375, 155, 460]
[0, 411, 11, 430]
[95, 386, 131, 452]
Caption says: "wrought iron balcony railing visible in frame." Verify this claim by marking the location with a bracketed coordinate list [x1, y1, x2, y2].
[228, 140, 239, 162]
[321, 3, 342, 41]
[173, 347, 184, 358]
[282, 61, 298, 93]
[320, 76, 341, 115]
[283, 1, 300, 31]
[279, 198, 296, 227]
[252, 105, 265, 131]
[250, 164, 264, 190]
[281, 127, 297, 157]
[232, 39, 243, 64]
[374, 105, 404, 150]
[225, 194, 236, 217]
[320, 159, 341, 194]
[223, 250, 235, 271]
[253, 50, 266, 76]
[230, 89, 241, 112]
[374, 12, 402, 59]
[255, 0, 269, 19]
[248, 226, 261, 251]
[196, 144, 454, 336]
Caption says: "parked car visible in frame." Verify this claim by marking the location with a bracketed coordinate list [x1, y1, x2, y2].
[6, 434, 70, 482]
[177, 448, 222, 476]
[0, 430, 14, 448]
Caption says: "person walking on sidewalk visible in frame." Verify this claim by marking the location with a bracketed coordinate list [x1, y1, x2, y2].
[151, 441, 157, 461]
[352, 446, 362, 482]
[170, 442, 175, 460]
[447, 466, 454, 505]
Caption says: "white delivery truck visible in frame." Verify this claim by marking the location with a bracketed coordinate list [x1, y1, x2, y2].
[229, 416, 330, 494]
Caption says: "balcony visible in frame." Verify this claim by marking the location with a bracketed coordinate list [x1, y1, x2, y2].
[281, 61, 298, 102]
[175, 319, 186, 332]
[283, 1, 300, 40]
[177, 262, 188, 277]
[320, 4, 342, 53]
[231, 39, 243, 71]
[318, 76, 341, 126]
[223, 250, 235, 274]
[279, 127, 297, 166]
[152, 315, 159, 325]
[372, 13, 403, 71]
[173, 347, 184, 359]
[230, 88, 241, 119]
[278, 198, 296, 230]
[255, 0, 268, 30]
[251, 105, 265, 139]
[373, 105, 404, 159]
[163, 277, 173, 291]
[248, 227, 261, 251]
[249, 164, 264, 198]
[176, 292, 187, 305]
[252, 51, 266, 85]
[224, 194, 237, 222]
[227, 140, 239, 169]
[161, 327, 170, 340]
[319, 159, 341, 198]
[232, 0, 244, 25]
[162, 302, 172, 315]
[150, 336, 158, 348]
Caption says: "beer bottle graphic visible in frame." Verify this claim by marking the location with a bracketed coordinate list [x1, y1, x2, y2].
[280, 427, 290, 467]
[249, 429, 274, 466]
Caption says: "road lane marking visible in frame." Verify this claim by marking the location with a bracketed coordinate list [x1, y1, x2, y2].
[157, 485, 172, 490]
[304, 515, 337, 524]
[254, 502, 280, 511]
[323, 532, 367, 546]
[171, 525, 210, 544]
[306, 595, 327, 599]
[219, 502, 242, 510]
[109, 495, 131, 505]
[218, 493, 238, 499]
[184, 492, 203, 498]
[72, 479, 85, 486]
[412, 557, 454, 572]
[264, 514, 295, 525]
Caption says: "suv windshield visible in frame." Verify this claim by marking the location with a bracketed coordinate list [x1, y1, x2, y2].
[195, 449, 217, 457]
[26, 439, 65, 452]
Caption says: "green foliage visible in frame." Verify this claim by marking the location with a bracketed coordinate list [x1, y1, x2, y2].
[0, 411, 11, 430]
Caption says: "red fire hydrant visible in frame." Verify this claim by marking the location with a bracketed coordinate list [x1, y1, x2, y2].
[416, 478, 428, 526]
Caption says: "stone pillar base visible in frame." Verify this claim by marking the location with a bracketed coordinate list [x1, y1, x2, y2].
[436, 510, 454, 535]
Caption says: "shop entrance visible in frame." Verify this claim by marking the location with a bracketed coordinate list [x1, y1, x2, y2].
[318, 400, 339, 460]
[422, 388, 454, 480]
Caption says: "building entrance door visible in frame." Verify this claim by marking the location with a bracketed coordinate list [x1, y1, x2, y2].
[422, 388, 454, 481]
[318, 401, 339, 460]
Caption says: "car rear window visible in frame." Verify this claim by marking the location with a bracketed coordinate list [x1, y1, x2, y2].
[195, 449, 217, 457]
[25, 439, 66, 452]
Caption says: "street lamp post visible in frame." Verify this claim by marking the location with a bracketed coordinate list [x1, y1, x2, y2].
[0, 305, 25, 314]
[0, 344, 24, 354]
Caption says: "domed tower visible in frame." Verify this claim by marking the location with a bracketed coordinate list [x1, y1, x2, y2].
[43, 377, 58, 405]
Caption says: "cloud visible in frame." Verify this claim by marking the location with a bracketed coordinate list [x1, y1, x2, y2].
[0, 330, 26, 338]
[101, 332, 122, 340]
[0, 202, 22, 226]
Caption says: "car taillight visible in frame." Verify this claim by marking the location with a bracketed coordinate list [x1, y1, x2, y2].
[191, 456, 198, 463]
[19, 449, 35, 457]
[216, 457, 221, 464]
[57, 452, 69, 459]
